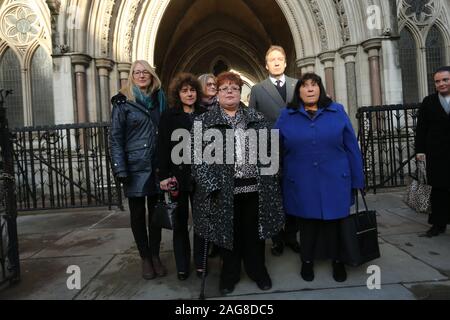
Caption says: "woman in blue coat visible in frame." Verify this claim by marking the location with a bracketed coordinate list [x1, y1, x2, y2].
[275, 73, 364, 283]
[110, 60, 167, 280]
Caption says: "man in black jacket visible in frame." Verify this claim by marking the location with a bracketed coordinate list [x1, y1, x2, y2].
[415, 66, 450, 237]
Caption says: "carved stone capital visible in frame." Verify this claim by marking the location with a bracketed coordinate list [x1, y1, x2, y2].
[318, 51, 336, 68]
[71, 54, 92, 72]
[96, 58, 114, 73]
[117, 62, 132, 73]
[296, 57, 316, 69]
[362, 38, 382, 54]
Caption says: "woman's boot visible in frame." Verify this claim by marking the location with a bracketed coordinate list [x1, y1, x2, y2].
[152, 256, 168, 277]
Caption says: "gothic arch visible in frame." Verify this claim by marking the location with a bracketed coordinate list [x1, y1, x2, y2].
[341, 0, 365, 44]
[399, 19, 425, 46]
[131, 0, 310, 66]
[86, 0, 115, 58]
[0, 39, 9, 58]
[317, 0, 344, 50]
[112, 0, 142, 63]
[169, 31, 267, 84]
[64, 0, 90, 53]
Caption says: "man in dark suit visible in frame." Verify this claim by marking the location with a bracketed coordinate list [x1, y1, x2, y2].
[249, 45, 300, 256]
[416, 66, 450, 237]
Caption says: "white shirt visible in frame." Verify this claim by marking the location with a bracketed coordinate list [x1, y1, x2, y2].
[269, 75, 286, 87]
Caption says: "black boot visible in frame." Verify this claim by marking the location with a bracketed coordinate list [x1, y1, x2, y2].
[426, 225, 447, 237]
[300, 261, 314, 282]
[332, 260, 347, 282]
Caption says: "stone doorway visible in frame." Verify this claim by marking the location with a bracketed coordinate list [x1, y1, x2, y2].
[153, 0, 297, 96]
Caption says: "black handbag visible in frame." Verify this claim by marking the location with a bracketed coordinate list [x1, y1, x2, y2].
[340, 190, 381, 267]
[152, 193, 177, 230]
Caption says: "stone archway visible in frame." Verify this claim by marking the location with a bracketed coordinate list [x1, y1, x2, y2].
[147, 0, 298, 88]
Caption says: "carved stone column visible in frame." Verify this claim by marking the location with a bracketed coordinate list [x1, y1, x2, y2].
[96, 58, 114, 122]
[46, 0, 68, 55]
[339, 45, 359, 128]
[71, 54, 92, 124]
[362, 38, 383, 106]
[117, 62, 132, 89]
[319, 51, 336, 100]
[297, 57, 316, 74]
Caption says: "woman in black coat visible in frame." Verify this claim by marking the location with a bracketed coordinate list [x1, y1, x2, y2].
[158, 73, 208, 280]
[110, 60, 167, 280]
[415, 66, 450, 237]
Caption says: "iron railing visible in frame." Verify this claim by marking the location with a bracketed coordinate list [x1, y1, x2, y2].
[11, 123, 123, 211]
[357, 103, 421, 193]
[0, 89, 20, 287]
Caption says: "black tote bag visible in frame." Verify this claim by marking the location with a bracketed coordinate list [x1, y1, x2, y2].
[152, 193, 177, 230]
[340, 190, 381, 267]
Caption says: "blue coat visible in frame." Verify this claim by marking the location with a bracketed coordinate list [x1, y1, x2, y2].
[275, 103, 365, 220]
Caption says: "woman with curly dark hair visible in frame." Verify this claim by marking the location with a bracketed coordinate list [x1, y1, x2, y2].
[158, 73, 208, 280]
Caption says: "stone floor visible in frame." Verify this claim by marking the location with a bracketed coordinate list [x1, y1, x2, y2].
[1, 189, 449, 300]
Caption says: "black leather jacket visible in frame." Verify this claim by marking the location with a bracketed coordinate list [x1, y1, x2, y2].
[110, 92, 164, 197]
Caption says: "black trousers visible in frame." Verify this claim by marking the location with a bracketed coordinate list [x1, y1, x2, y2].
[297, 218, 341, 263]
[221, 192, 268, 285]
[430, 187, 450, 226]
[128, 195, 161, 259]
[173, 191, 205, 273]
[272, 214, 299, 246]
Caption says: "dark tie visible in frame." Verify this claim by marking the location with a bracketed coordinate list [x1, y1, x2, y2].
[276, 80, 282, 88]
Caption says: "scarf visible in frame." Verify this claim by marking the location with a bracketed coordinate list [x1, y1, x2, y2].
[132, 85, 154, 110]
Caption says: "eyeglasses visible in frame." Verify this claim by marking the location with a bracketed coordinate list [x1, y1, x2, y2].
[206, 82, 217, 88]
[218, 86, 240, 93]
[133, 70, 151, 77]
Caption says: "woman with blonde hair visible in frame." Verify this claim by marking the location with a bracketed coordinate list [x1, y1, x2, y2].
[110, 60, 167, 280]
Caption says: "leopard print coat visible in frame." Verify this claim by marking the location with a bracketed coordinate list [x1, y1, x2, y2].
[190, 105, 285, 250]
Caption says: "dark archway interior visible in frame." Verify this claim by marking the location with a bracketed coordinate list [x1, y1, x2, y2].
[155, 0, 297, 89]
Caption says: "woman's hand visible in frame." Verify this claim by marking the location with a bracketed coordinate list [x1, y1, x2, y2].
[160, 178, 171, 191]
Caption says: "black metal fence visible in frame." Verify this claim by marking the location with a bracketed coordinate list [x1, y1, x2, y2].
[11, 123, 123, 211]
[0, 89, 20, 287]
[357, 103, 421, 193]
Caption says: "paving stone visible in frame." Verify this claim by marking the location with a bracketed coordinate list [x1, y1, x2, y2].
[18, 232, 71, 260]
[33, 229, 135, 258]
[404, 280, 450, 300]
[3, 190, 449, 300]
[17, 210, 112, 235]
[217, 284, 416, 300]
[75, 253, 222, 300]
[376, 209, 427, 236]
[382, 233, 450, 277]
[0, 255, 113, 300]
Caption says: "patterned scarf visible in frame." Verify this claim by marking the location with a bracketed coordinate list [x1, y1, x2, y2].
[132, 85, 154, 110]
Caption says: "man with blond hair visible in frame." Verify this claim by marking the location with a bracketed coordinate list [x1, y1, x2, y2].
[249, 45, 300, 256]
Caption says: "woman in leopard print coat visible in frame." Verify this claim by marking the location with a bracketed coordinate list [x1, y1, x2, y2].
[190, 72, 285, 293]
